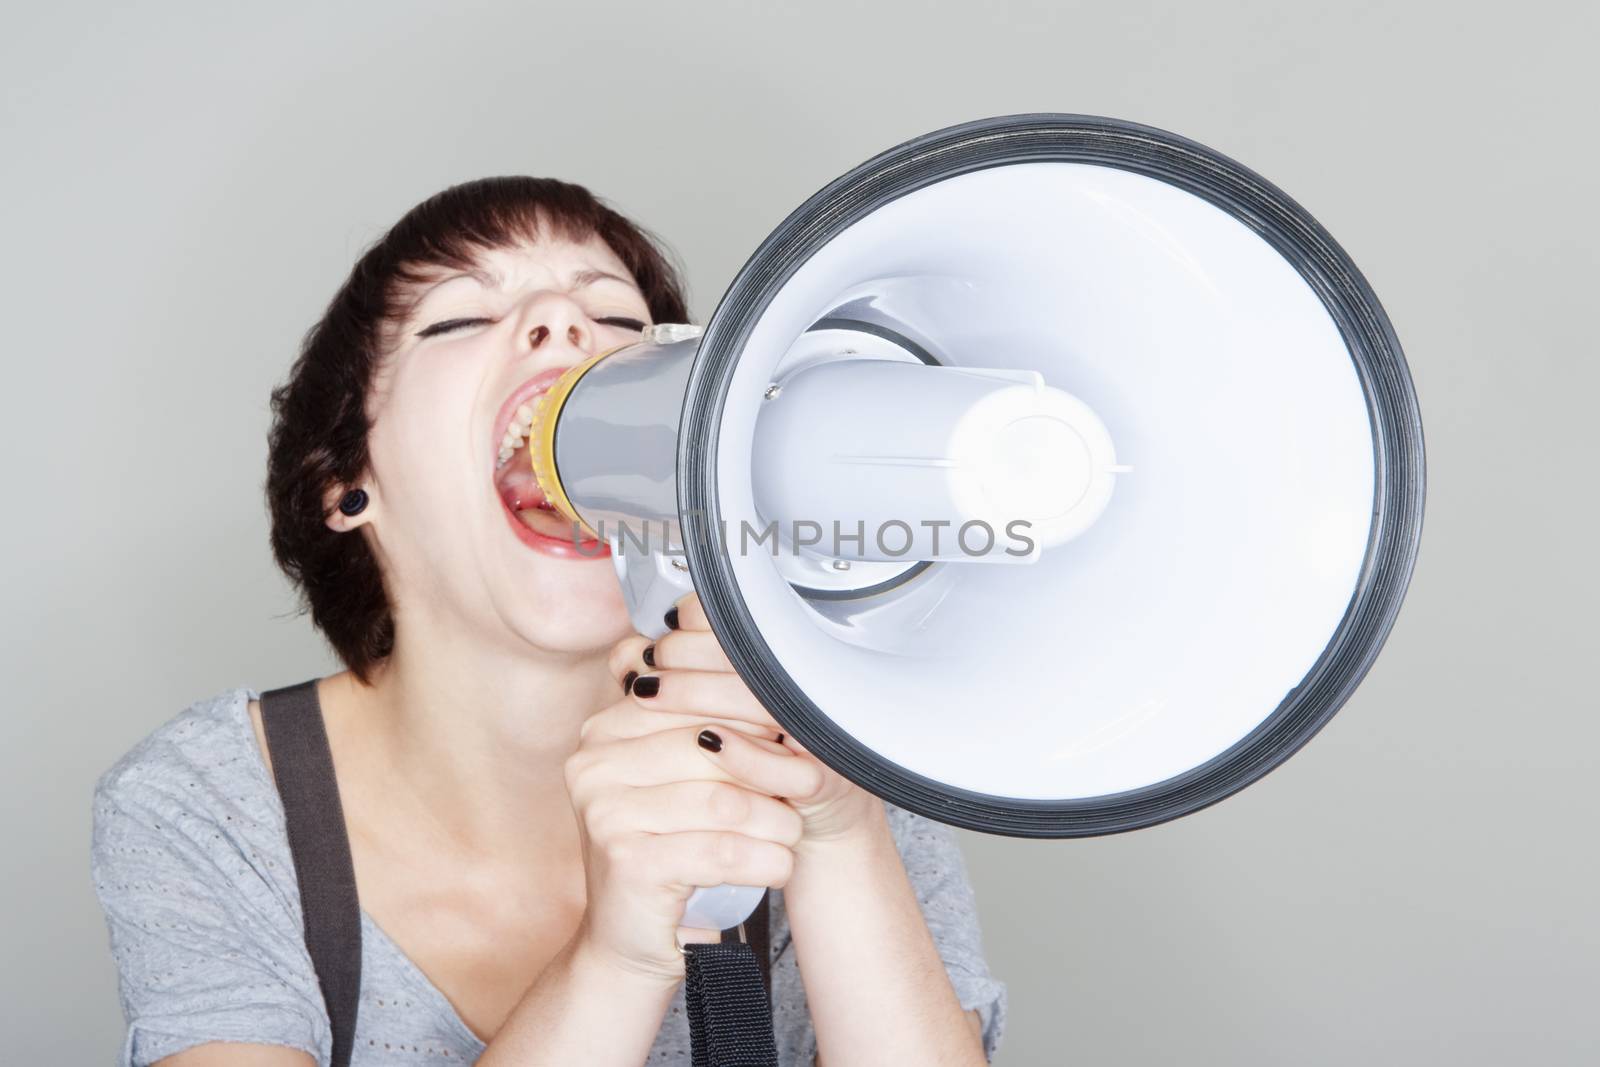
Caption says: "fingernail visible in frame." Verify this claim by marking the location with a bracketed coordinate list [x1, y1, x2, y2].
[642, 645, 656, 667]
[775, 733, 785, 745]
[697, 729, 723, 753]
[664, 606, 680, 630]
[622, 670, 638, 694]
[632, 675, 660, 698]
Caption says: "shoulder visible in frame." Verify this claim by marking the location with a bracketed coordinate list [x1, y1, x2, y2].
[90, 687, 295, 912]
[93, 688, 275, 839]
[95, 688, 261, 801]
[90, 689, 331, 1065]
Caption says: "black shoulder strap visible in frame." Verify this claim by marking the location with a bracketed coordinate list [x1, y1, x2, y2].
[683, 892, 777, 1065]
[742, 890, 772, 995]
[686, 938, 778, 1066]
[260, 682, 362, 1067]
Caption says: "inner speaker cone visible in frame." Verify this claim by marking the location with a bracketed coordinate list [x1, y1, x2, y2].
[779, 317, 942, 604]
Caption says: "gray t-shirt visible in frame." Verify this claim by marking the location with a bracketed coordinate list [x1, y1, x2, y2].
[91, 689, 1007, 1065]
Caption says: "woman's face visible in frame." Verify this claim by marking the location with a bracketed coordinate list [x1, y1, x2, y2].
[357, 229, 658, 658]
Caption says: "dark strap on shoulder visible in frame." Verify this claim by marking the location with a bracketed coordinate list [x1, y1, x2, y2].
[742, 889, 771, 995]
[683, 892, 777, 1066]
[684, 941, 777, 1066]
[260, 682, 362, 1067]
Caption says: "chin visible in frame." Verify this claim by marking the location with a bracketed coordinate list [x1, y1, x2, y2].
[502, 560, 636, 652]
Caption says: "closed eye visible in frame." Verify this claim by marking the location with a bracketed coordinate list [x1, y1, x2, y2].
[416, 316, 492, 338]
[417, 315, 644, 338]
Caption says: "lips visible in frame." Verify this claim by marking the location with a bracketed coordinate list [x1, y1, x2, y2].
[490, 367, 568, 460]
[490, 368, 609, 559]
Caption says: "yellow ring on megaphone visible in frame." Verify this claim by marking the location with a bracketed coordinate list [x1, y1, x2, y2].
[527, 345, 624, 538]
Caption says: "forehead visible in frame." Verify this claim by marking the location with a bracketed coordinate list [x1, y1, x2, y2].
[409, 229, 637, 301]
[473, 231, 634, 286]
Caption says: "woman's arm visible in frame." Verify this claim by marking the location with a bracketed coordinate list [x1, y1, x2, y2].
[158, 1047, 314, 1066]
[474, 934, 681, 1066]
[784, 802, 988, 1067]
[152, 937, 679, 1067]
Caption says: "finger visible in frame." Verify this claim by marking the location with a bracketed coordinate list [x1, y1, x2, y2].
[582, 700, 782, 746]
[667, 591, 709, 632]
[634, 830, 795, 894]
[693, 726, 825, 804]
[608, 634, 654, 687]
[638, 630, 734, 674]
[628, 669, 779, 730]
[577, 725, 823, 800]
[585, 780, 804, 847]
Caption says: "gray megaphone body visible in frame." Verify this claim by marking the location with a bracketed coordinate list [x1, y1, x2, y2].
[522, 114, 1425, 934]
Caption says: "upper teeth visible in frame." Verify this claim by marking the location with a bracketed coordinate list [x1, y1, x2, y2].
[497, 402, 537, 469]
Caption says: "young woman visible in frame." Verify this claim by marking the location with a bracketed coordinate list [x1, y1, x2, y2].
[90, 177, 1006, 1066]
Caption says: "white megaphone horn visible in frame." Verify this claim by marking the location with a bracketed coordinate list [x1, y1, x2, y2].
[523, 114, 1425, 933]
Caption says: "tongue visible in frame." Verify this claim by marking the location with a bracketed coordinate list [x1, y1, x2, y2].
[495, 440, 547, 512]
[495, 442, 578, 540]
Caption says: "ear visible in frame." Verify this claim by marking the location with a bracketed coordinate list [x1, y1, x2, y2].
[323, 483, 376, 533]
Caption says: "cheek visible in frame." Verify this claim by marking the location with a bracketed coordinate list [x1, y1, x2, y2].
[367, 369, 483, 514]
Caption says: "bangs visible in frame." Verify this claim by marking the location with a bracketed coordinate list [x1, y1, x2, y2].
[372, 176, 686, 351]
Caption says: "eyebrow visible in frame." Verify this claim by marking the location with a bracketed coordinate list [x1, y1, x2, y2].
[415, 265, 637, 303]
[569, 268, 638, 289]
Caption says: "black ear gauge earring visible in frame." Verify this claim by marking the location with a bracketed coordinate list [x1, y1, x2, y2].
[338, 489, 369, 517]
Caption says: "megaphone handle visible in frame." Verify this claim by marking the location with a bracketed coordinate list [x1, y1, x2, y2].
[613, 547, 767, 931]
[682, 881, 768, 932]
[616, 547, 695, 640]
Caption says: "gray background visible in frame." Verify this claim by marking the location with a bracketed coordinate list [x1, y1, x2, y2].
[3, 1, 1594, 1063]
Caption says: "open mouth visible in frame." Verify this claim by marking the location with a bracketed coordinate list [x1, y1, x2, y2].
[490, 370, 609, 557]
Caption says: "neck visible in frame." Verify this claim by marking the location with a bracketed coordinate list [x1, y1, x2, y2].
[327, 609, 618, 856]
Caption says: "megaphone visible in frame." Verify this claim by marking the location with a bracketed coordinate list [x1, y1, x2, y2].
[527, 114, 1424, 931]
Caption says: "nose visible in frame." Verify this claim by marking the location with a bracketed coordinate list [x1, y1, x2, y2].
[521, 293, 594, 356]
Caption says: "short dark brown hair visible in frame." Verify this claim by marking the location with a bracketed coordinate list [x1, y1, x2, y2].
[267, 177, 689, 680]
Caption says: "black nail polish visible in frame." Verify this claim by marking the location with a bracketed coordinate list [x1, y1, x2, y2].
[622, 670, 638, 694]
[642, 645, 656, 667]
[664, 606, 680, 630]
[775, 733, 785, 745]
[697, 729, 722, 753]
[632, 675, 660, 698]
